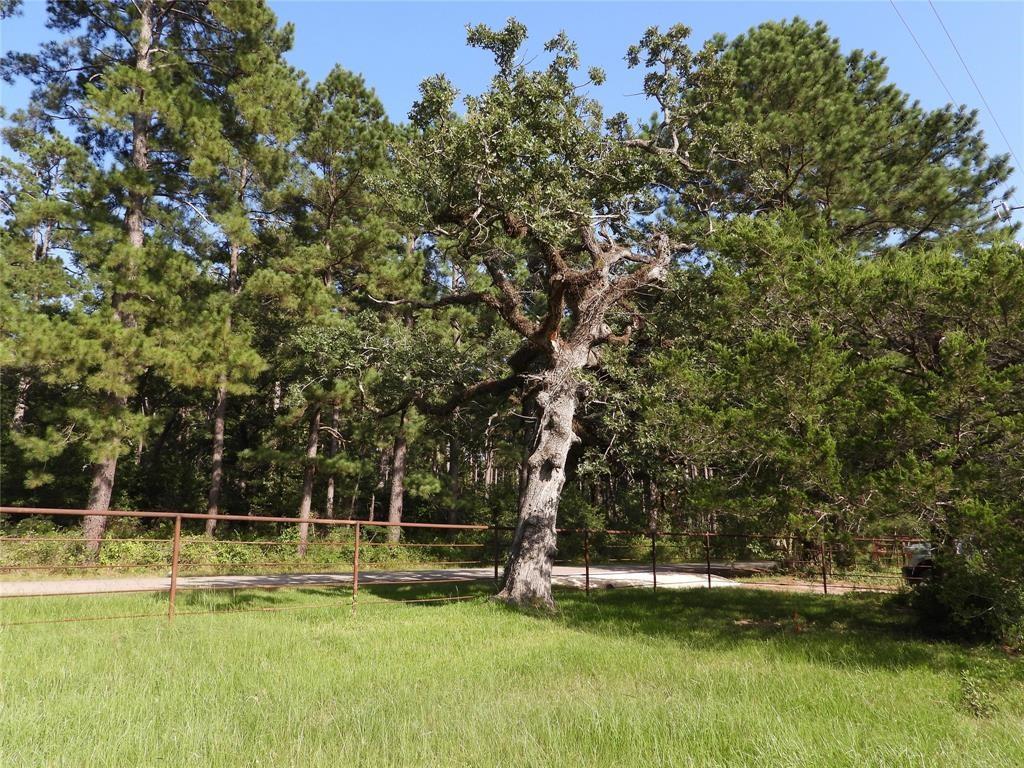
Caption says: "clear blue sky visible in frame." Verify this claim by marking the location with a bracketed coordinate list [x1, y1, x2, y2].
[3, 1, 1022, 227]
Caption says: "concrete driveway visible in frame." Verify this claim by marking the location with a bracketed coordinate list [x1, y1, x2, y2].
[0, 563, 743, 598]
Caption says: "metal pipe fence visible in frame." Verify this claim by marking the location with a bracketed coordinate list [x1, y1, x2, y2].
[0, 506, 924, 628]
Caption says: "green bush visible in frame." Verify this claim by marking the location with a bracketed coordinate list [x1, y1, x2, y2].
[912, 507, 1024, 648]
[99, 540, 169, 567]
[9, 515, 59, 536]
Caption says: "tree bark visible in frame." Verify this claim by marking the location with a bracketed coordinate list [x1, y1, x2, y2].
[496, 359, 582, 610]
[124, 2, 151, 256]
[324, 474, 336, 519]
[83, 453, 118, 556]
[324, 402, 339, 518]
[386, 412, 408, 544]
[205, 377, 228, 535]
[347, 474, 360, 517]
[297, 405, 321, 556]
[447, 435, 461, 524]
[9, 375, 31, 432]
[484, 447, 495, 487]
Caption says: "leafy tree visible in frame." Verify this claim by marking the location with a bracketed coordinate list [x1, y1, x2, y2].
[581, 17, 1018, 540]
[0, 110, 85, 431]
[388, 20, 737, 608]
[2, 10, 1019, 636]
[4, 1, 197, 546]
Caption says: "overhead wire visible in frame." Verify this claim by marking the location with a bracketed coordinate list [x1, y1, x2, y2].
[888, 0, 957, 105]
[926, 0, 1024, 186]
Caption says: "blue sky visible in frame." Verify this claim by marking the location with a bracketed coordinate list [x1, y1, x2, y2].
[3, 1, 1022, 227]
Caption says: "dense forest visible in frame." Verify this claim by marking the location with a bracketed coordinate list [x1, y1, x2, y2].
[1, 2, 1021, 634]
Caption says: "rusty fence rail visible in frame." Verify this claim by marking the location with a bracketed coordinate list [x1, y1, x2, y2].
[0, 506, 923, 627]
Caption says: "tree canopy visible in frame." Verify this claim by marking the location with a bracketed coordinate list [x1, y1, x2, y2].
[2, 7, 1020, 634]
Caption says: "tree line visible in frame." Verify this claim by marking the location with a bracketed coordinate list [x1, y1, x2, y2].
[1, 2, 1021, 634]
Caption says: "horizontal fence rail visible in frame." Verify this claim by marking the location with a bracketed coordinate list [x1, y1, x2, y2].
[0, 506, 925, 627]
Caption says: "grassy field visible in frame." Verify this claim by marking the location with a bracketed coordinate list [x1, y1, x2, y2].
[2, 586, 1022, 767]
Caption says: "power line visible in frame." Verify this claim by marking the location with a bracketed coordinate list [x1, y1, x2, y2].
[927, 0, 1024, 178]
[888, 1, 957, 105]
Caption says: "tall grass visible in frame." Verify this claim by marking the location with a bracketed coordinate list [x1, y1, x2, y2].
[0, 516, 496, 579]
[1, 587, 1022, 767]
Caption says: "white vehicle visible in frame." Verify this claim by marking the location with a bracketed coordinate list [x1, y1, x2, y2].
[902, 543, 934, 584]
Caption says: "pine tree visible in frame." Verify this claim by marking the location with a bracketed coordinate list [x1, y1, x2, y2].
[241, 66, 398, 548]
[2, 1, 293, 548]
[188, 2, 304, 534]
[694, 18, 1012, 247]
[1, 109, 84, 430]
[0, 109, 92, 499]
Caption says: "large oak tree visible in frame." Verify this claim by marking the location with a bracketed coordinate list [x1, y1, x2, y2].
[389, 21, 738, 608]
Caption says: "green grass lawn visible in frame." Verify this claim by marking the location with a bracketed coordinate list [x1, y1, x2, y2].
[2, 586, 1022, 767]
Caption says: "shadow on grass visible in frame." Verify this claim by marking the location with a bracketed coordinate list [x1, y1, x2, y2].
[358, 581, 494, 604]
[150, 581, 495, 613]
[544, 586, 1013, 675]
[150, 585, 346, 611]
[139, 579, 1017, 679]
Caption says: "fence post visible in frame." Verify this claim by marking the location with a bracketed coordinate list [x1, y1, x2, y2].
[168, 515, 182, 622]
[704, 532, 712, 589]
[820, 539, 828, 595]
[492, 513, 501, 582]
[351, 522, 361, 613]
[583, 527, 590, 596]
[651, 530, 657, 592]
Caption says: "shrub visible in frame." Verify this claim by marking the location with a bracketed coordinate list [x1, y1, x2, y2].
[10, 515, 59, 536]
[911, 505, 1024, 649]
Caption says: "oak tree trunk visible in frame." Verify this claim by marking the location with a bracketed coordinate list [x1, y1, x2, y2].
[496, 361, 582, 610]
[297, 405, 321, 556]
